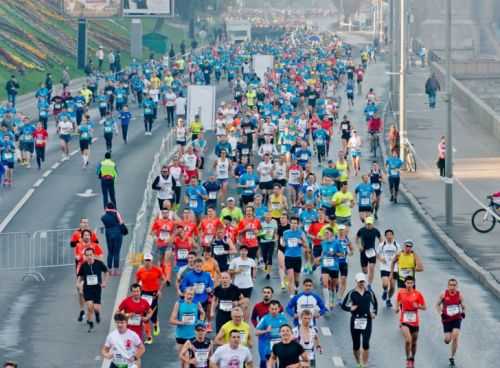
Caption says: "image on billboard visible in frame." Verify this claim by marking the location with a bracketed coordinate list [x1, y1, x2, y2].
[63, 0, 121, 17]
[123, 0, 172, 16]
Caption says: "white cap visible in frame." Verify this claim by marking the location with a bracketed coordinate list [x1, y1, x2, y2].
[143, 253, 153, 261]
[227, 197, 235, 202]
[355, 272, 367, 283]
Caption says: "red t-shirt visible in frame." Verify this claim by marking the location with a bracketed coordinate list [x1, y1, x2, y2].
[34, 128, 48, 147]
[397, 289, 426, 327]
[200, 217, 222, 246]
[173, 236, 192, 262]
[118, 296, 151, 339]
[308, 221, 327, 247]
[151, 218, 175, 247]
[237, 217, 261, 248]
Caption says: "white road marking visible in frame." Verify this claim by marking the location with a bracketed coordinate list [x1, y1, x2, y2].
[70, 149, 79, 156]
[76, 188, 98, 198]
[332, 356, 345, 367]
[0, 189, 35, 232]
[51, 162, 60, 170]
[321, 326, 332, 336]
[33, 178, 44, 188]
[42, 170, 52, 178]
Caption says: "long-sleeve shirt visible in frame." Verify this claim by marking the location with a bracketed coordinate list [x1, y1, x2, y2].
[341, 288, 378, 318]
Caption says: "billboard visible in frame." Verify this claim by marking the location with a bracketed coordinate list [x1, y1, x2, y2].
[253, 54, 274, 82]
[187, 85, 216, 131]
[63, 0, 121, 17]
[123, 0, 173, 16]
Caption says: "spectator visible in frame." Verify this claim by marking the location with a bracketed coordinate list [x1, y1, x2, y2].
[5, 75, 19, 107]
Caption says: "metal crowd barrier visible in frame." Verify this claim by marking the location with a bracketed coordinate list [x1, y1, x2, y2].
[0, 223, 134, 281]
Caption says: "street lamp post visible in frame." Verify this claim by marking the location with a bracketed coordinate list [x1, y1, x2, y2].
[399, 0, 407, 162]
[445, 0, 453, 224]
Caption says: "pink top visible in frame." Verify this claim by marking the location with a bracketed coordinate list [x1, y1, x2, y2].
[438, 141, 446, 159]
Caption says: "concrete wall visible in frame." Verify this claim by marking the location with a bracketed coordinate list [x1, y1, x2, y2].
[430, 61, 500, 141]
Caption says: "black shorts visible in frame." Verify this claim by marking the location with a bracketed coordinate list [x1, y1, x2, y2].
[380, 270, 398, 278]
[238, 287, 253, 298]
[83, 286, 102, 304]
[341, 132, 351, 141]
[313, 246, 322, 258]
[285, 256, 302, 273]
[274, 179, 287, 188]
[337, 262, 348, 277]
[259, 181, 274, 191]
[323, 206, 335, 218]
[358, 206, 372, 213]
[247, 247, 258, 260]
[321, 268, 338, 278]
[241, 194, 254, 205]
[176, 337, 189, 345]
[347, 93, 354, 100]
[21, 141, 34, 153]
[277, 244, 285, 253]
[401, 323, 419, 334]
[360, 250, 377, 268]
[442, 319, 462, 333]
[80, 140, 90, 151]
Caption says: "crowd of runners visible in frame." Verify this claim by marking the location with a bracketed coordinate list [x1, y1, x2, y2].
[0, 18, 468, 368]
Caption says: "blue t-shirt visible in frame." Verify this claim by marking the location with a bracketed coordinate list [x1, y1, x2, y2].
[283, 229, 305, 258]
[256, 313, 289, 352]
[333, 236, 350, 264]
[321, 239, 339, 270]
[175, 301, 199, 339]
[355, 183, 374, 208]
[386, 157, 403, 177]
[319, 184, 337, 208]
[119, 111, 132, 125]
[185, 185, 207, 214]
[239, 173, 259, 196]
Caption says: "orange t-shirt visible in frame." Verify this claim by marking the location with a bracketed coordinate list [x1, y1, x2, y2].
[200, 217, 222, 246]
[151, 218, 176, 247]
[136, 266, 164, 293]
[202, 257, 219, 280]
[237, 217, 261, 248]
[74, 242, 103, 273]
[397, 289, 426, 327]
[70, 229, 99, 247]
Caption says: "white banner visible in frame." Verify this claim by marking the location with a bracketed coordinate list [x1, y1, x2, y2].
[253, 54, 274, 83]
[123, 0, 172, 16]
[187, 85, 216, 132]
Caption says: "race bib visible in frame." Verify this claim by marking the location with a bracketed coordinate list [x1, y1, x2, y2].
[242, 148, 249, 155]
[128, 314, 142, 326]
[208, 191, 217, 200]
[399, 269, 413, 278]
[403, 311, 417, 323]
[288, 238, 299, 247]
[104, 126, 113, 133]
[86, 275, 98, 286]
[159, 231, 170, 241]
[194, 283, 205, 294]
[100, 102, 107, 108]
[246, 180, 255, 187]
[35, 138, 45, 145]
[354, 318, 368, 330]
[360, 197, 370, 206]
[177, 249, 188, 260]
[189, 199, 198, 208]
[182, 313, 196, 325]
[300, 153, 308, 160]
[323, 257, 335, 267]
[219, 300, 233, 312]
[81, 132, 89, 139]
[446, 305, 460, 316]
[246, 231, 255, 240]
[390, 169, 399, 176]
[213, 245, 225, 256]
[195, 350, 209, 367]
[372, 183, 380, 190]
[365, 248, 376, 258]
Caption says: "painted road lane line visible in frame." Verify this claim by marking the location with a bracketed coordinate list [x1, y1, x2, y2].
[51, 162, 60, 170]
[320, 326, 332, 336]
[42, 170, 52, 178]
[33, 178, 44, 188]
[332, 356, 345, 367]
[0, 188, 35, 232]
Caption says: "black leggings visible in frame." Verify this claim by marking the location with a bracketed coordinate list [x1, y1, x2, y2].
[389, 176, 400, 195]
[35, 146, 45, 168]
[259, 240, 274, 266]
[144, 115, 154, 132]
[350, 317, 372, 350]
[143, 292, 159, 324]
[166, 106, 175, 126]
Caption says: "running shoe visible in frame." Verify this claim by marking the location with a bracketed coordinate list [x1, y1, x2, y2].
[153, 323, 160, 336]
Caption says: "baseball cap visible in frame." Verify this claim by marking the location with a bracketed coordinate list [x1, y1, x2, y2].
[227, 197, 235, 202]
[404, 239, 415, 247]
[143, 253, 153, 261]
[338, 224, 346, 230]
[365, 216, 374, 225]
[355, 272, 367, 283]
[195, 322, 206, 331]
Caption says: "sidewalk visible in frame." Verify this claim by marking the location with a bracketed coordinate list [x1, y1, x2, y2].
[402, 64, 500, 287]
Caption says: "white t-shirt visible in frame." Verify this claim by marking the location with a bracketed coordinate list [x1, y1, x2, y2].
[210, 344, 252, 368]
[165, 92, 177, 107]
[183, 153, 198, 171]
[104, 329, 142, 367]
[175, 96, 187, 115]
[229, 257, 255, 289]
[273, 162, 287, 180]
[58, 120, 73, 135]
[376, 241, 400, 272]
[257, 161, 273, 183]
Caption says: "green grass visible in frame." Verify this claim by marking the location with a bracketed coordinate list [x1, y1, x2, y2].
[0, 5, 191, 101]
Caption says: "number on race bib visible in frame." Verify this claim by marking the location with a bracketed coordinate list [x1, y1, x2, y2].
[354, 318, 368, 330]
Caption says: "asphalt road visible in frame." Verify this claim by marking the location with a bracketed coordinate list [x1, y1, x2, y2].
[0, 79, 229, 367]
[140, 45, 500, 368]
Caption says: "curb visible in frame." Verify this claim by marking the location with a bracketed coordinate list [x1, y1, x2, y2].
[399, 182, 500, 299]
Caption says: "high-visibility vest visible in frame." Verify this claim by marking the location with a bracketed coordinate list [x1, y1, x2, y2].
[100, 159, 117, 178]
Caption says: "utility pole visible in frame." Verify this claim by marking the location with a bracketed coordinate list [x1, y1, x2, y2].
[445, 0, 453, 224]
[399, 0, 407, 162]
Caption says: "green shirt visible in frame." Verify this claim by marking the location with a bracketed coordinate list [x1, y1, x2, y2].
[220, 207, 244, 222]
